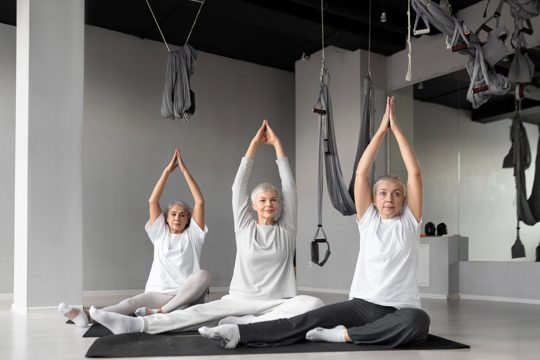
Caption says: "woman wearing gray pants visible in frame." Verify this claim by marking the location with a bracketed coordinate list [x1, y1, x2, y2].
[199, 97, 430, 348]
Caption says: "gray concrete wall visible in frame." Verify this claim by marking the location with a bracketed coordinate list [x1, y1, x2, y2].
[83, 26, 295, 291]
[460, 261, 540, 302]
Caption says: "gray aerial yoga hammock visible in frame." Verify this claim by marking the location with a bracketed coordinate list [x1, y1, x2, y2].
[503, 96, 540, 257]
[145, 0, 204, 121]
[311, 68, 375, 266]
[161, 45, 197, 121]
[309, 0, 375, 266]
[411, 0, 510, 108]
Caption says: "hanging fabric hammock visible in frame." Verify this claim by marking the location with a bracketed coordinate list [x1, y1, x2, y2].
[411, 0, 510, 108]
[145, 0, 205, 121]
[310, 0, 375, 266]
[161, 45, 197, 121]
[502, 92, 540, 258]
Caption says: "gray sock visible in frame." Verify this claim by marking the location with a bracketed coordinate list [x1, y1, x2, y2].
[306, 325, 347, 343]
[199, 324, 240, 349]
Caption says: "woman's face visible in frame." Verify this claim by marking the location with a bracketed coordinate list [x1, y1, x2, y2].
[373, 180, 405, 219]
[167, 205, 189, 234]
[252, 190, 280, 224]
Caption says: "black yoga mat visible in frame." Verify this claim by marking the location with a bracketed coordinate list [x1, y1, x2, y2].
[85, 333, 469, 357]
[82, 323, 199, 338]
[83, 324, 112, 338]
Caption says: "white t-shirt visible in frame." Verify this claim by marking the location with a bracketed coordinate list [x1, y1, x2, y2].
[228, 157, 297, 300]
[144, 214, 207, 295]
[349, 205, 421, 309]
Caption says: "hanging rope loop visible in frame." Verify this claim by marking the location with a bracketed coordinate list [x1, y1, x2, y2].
[145, 0, 171, 52]
[185, 0, 205, 44]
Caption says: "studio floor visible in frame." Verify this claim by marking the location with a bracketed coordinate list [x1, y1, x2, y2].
[2, 291, 539, 360]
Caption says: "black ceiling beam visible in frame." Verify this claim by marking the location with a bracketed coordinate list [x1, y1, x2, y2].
[243, 0, 405, 37]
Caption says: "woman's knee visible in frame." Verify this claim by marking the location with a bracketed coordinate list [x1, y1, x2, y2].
[397, 308, 430, 339]
[190, 269, 211, 288]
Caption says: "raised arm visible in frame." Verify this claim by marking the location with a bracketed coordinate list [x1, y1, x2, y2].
[232, 122, 268, 230]
[148, 151, 178, 224]
[388, 97, 423, 222]
[245, 121, 268, 159]
[177, 150, 205, 229]
[264, 120, 285, 159]
[354, 97, 391, 219]
[265, 121, 296, 229]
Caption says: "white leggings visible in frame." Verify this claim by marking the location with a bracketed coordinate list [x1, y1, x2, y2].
[100, 270, 210, 315]
[143, 294, 325, 334]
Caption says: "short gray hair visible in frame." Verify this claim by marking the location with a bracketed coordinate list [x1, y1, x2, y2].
[165, 200, 192, 226]
[372, 175, 406, 197]
[250, 182, 281, 202]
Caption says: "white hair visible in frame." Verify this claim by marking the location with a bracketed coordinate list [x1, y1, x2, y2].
[165, 200, 192, 226]
[250, 182, 281, 202]
[372, 175, 406, 197]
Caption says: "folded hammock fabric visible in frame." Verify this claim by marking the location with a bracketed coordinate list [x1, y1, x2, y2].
[313, 74, 374, 216]
[161, 44, 197, 121]
[411, 0, 511, 108]
[85, 332, 469, 358]
[503, 106, 540, 225]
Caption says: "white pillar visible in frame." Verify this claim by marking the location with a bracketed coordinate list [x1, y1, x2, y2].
[14, 0, 84, 311]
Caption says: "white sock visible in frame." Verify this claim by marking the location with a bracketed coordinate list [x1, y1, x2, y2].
[134, 307, 157, 317]
[218, 314, 257, 325]
[306, 325, 347, 343]
[89, 306, 144, 334]
[58, 302, 89, 328]
[199, 324, 240, 349]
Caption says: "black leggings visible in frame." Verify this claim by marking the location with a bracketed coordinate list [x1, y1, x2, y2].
[239, 298, 430, 347]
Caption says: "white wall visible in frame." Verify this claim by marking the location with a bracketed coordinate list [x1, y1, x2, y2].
[83, 26, 295, 291]
[294, 47, 388, 292]
[414, 100, 540, 261]
[0, 23, 15, 294]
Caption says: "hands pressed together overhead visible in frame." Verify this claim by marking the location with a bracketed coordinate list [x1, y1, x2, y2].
[165, 148, 188, 174]
[251, 119, 280, 146]
[379, 96, 400, 134]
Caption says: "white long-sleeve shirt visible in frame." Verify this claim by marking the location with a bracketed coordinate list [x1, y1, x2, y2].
[229, 156, 297, 300]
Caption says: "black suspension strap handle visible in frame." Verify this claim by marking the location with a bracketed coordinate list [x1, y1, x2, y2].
[311, 225, 331, 267]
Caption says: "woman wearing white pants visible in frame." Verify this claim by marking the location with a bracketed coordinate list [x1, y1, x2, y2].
[90, 120, 323, 334]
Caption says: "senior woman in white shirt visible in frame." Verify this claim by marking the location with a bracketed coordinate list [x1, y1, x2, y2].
[199, 97, 430, 349]
[59, 149, 210, 327]
[89, 120, 323, 334]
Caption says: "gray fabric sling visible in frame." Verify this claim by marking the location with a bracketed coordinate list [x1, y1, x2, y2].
[411, 0, 510, 108]
[161, 44, 197, 121]
[310, 73, 374, 266]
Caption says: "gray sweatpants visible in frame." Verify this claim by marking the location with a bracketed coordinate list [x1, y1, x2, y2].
[239, 298, 430, 347]
[100, 270, 210, 315]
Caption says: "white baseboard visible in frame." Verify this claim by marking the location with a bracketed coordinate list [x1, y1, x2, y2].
[460, 294, 540, 305]
[419, 293, 453, 300]
[0, 293, 13, 301]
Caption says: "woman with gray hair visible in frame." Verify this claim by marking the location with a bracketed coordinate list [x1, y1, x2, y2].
[59, 149, 210, 327]
[88, 120, 323, 335]
[199, 97, 430, 349]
